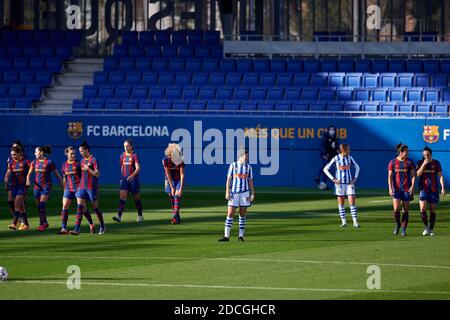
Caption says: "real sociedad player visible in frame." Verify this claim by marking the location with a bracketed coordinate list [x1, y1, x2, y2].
[58, 146, 96, 235]
[4, 146, 30, 231]
[113, 139, 143, 223]
[162, 143, 185, 224]
[71, 141, 106, 235]
[388, 143, 416, 237]
[219, 149, 255, 242]
[26, 145, 63, 231]
[323, 143, 361, 228]
[416, 146, 446, 236]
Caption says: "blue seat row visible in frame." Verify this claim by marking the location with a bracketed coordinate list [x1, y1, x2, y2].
[0, 45, 73, 60]
[94, 70, 450, 88]
[113, 44, 223, 58]
[0, 30, 82, 46]
[0, 84, 43, 100]
[82, 85, 449, 102]
[0, 71, 53, 86]
[0, 98, 33, 110]
[72, 98, 449, 115]
[0, 57, 62, 72]
[119, 30, 220, 46]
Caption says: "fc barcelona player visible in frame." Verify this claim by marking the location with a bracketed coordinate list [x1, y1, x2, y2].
[113, 139, 143, 223]
[4, 140, 26, 219]
[26, 145, 63, 231]
[57, 146, 95, 235]
[416, 147, 446, 236]
[219, 149, 255, 242]
[388, 143, 416, 236]
[71, 141, 106, 235]
[162, 143, 185, 224]
[4, 146, 30, 231]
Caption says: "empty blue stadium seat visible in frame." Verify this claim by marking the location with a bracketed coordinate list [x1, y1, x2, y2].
[253, 59, 270, 72]
[178, 46, 194, 58]
[187, 30, 203, 45]
[9, 46, 23, 57]
[260, 73, 276, 86]
[183, 87, 198, 100]
[192, 72, 209, 85]
[131, 86, 148, 99]
[379, 73, 396, 87]
[327, 102, 344, 112]
[442, 89, 450, 102]
[204, 31, 220, 45]
[388, 60, 405, 72]
[432, 74, 448, 87]
[389, 88, 405, 101]
[109, 71, 125, 84]
[50, 31, 65, 43]
[121, 31, 138, 45]
[202, 58, 219, 71]
[338, 59, 354, 72]
[15, 58, 29, 71]
[433, 103, 449, 115]
[406, 88, 422, 102]
[189, 100, 206, 111]
[319, 88, 335, 101]
[441, 60, 450, 73]
[250, 87, 266, 100]
[152, 58, 167, 71]
[304, 59, 320, 72]
[414, 74, 429, 87]
[23, 45, 39, 57]
[303, 88, 318, 100]
[406, 60, 422, 72]
[25, 85, 42, 100]
[210, 46, 224, 59]
[207, 100, 223, 111]
[372, 60, 388, 73]
[292, 102, 308, 111]
[119, 58, 135, 70]
[122, 100, 139, 112]
[155, 100, 172, 110]
[3, 71, 18, 84]
[362, 73, 378, 87]
[346, 73, 362, 87]
[293, 73, 310, 86]
[171, 31, 187, 46]
[286, 60, 302, 72]
[172, 100, 189, 111]
[241, 101, 257, 111]
[415, 102, 431, 114]
[129, 46, 145, 58]
[236, 59, 253, 72]
[40, 45, 55, 58]
[114, 44, 128, 57]
[149, 87, 165, 100]
[142, 72, 158, 85]
[345, 101, 362, 112]
[115, 86, 130, 99]
[328, 73, 345, 87]
[234, 87, 249, 100]
[225, 73, 241, 86]
[372, 88, 388, 101]
[14, 98, 32, 110]
[270, 59, 286, 72]
[83, 85, 97, 99]
[88, 99, 104, 110]
[259, 101, 274, 111]
[321, 59, 337, 72]
[154, 31, 171, 45]
[210, 72, 225, 85]
[36, 71, 52, 86]
[311, 73, 328, 86]
[275, 101, 291, 111]
[219, 59, 235, 71]
[159, 72, 174, 85]
[216, 87, 233, 100]
[104, 57, 117, 71]
[139, 31, 155, 45]
[277, 73, 293, 86]
[18, 30, 34, 43]
[267, 88, 283, 100]
[139, 100, 155, 110]
[336, 88, 353, 101]
[126, 71, 142, 85]
[98, 85, 114, 99]
[195, 45, 210, 58]
[355, 59, 371, 72]
[0, 98, 13, 109]
[423, 60, 440, 73]
[423, 88, 439, 102]
[397, 102, 414, 116]
[94, 71, 108, 85]
[353, 88, 370, 101]
[174, 72, 191, 85]
[145, 46, 161, 57]
[397, 73, 414, 87]
[380, 102, 396, 115]
[199, 87, 216, 99]
[29, 58, 45, 70]
[309, 102, 326, 112]
[166, 86, 182, 99]
[185, 58, 202, 71]
[242, 73, 259, 86]
[284, 88, 301, 100]
[73, 99, 88, 111]
[363, 102, 379, 114]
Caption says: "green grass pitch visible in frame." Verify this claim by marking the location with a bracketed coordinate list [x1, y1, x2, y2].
[0, 187, 449, 300]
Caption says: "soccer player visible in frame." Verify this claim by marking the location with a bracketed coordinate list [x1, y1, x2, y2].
[315, 125, 339, 190]
[219, 149, 255, 242]
[4, 140, 25, 219]
[113, 139, 143, 223]
[162, 143, 185, 224]
[26, 145, 63, 231]
[4, 146, 30, 231]
[388, 143, 416, 237]
[323, 144, 361, 228]
[416, 147, 446, 236]
[71, 141, 106, 235]
[58, 146, 95, 235]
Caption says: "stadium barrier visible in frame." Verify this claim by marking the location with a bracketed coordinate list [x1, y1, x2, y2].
[1, 115, 449, 188]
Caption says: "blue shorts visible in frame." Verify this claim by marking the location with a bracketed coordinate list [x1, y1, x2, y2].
[393, 190, 414, 202]
[33, 185, 51, 199]
[419, 191, 439, 204]
[12, 185, 26, 198]
[165, 180, 181, 194]
[63, 190, 77, 200]
[75, 188, 97, 202]
[120, 177, 140, 194]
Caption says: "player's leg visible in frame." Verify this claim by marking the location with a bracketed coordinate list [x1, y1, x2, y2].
[71, 193, 86, 235]
[37, 194, 50, 231]
[16, 192, 29, 230]
[8, 193, 20, 230]
[419, 198, 430, 236]
[58, 196, 71, 234]
[219, 205, 236, 241]
[392, 198, 402, 235]
[348, 195, 360, 228]
[337, 196, 347, 227]
[170, 181, 181, 224]
[133, 192, 143, 223]
[400, 200, 410, 236]
[238, 207, 248, 241]
[7, 189, 15, 217]
[91, 196, 106, 234]
[113, 188, 128, 223]
[429, 203, 437, 236]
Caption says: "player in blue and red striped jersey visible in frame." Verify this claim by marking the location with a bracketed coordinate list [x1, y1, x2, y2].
[113, 139, 143, 223]
[388, 143, 416, 237]
[416, 147, 446, 236]
[162, 143, 185, 224]
[71, 141, 106, 235]
[26, 145, 63, 231]
[57, 146, 95, 235]
[4, 146, 30, 231]
[4, 140, 26, 219]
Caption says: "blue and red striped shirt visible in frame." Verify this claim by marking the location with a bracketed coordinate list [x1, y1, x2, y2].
[417, 159, 442, 193]
[162, 156, 184, 182]
[62, 160, 81, 192]
[31, 158, 56, 189]
[9, 157, 30, 186]
[388, 158, 415, 192]
[120, 152, 139, 178]
[78, 156, 99, 191]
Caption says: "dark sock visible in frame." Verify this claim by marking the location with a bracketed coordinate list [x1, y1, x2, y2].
[94, 208, 105, 228]
[61, 209, 69, 229]
[430, 212, 436, 230]
[13, 211, 20, 225]
[420, 210, 428, 227]
[117, 199, 126, 218]
[21, 212, 29, 226]
[8, 201, 14, 215]
[84, 209, 94, 225]
[38, 202, 47, 225]
[173, 196, 181, 216]
[401, 211, 409, 229]
[135, 199, 143, 216]
[75, 204, 84, 231]
[393, 210, 401, 227]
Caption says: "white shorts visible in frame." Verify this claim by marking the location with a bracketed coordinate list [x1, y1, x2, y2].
[228, 191, 252, 207]
[335, 184, 356, 197]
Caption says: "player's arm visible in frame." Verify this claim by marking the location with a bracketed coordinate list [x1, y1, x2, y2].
[323, 157, 338, 184]
[163, 164, 175, 196]
[249, 178, 255, 202]
[177, 165, 185, 197]
[3, 168, 11, 191]
[416, 160, 429, 177]
[127, 155, 141, 181]
[409, 167, 416, 195]
[225, 175, 232, 200]
[84, 161, 100, 178]
[438, 171, 446, 197]
[26, 162, 34, 186]
[350, 156, 360, 185]
[388, 169, 394, 196]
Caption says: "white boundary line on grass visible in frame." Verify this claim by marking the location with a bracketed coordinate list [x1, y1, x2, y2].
[2, 255, 450, 270]
[9, 280, 450, 295]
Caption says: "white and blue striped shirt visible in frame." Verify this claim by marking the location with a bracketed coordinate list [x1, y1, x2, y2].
[227, 161, 253, 193]
[323, 154, 360, 184]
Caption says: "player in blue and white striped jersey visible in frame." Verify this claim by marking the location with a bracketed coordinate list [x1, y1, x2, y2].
[219, 149, 255, 242]
[323, 144, 361, 228]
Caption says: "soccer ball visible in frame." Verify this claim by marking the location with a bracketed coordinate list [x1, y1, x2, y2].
[0, 266, 8, 281]
[318, 182, 327, 190]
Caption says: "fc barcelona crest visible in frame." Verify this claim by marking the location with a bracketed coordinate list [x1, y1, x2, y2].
[68, 122, 83, 139]
[423, 125, 439, 144]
